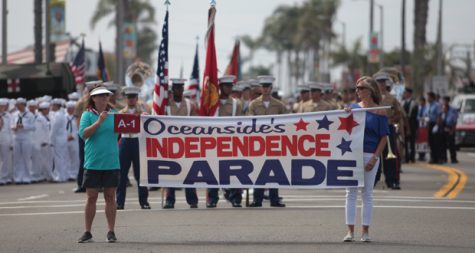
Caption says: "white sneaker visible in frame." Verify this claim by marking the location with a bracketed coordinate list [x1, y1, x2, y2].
[343, 232, 354, 242]
[360, 233, 371, 242]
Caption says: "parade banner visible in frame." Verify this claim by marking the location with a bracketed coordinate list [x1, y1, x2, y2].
[137, 110, 367, 189]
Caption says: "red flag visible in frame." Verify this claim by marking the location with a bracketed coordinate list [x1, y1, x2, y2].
[224, 40, 241, 82]
[199, 6, 219, 116]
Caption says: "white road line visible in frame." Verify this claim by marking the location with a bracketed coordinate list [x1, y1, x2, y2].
[17, 194, 49, 201]
[1, 205, 474, 217]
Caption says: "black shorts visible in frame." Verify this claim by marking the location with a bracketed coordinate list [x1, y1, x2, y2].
[82, 169, 119, 189]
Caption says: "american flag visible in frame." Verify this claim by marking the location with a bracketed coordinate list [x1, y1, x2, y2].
[70, 39, 86, 85]
[153, 10, 169, 115]
[187, 42, 200, 103]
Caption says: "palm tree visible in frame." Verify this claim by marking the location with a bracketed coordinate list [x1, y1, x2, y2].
[331, 38, 367, 87]
[34, 0, 43, 63]
[412, 0, 429, 95]
[90, 0, 157, 64]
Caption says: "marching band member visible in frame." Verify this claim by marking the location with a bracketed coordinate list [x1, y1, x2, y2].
[206, 75, 243, 208]
[11, 98, 36, 184]
[248, 76, 286, 208]
[163, 78, 199, 209]
[50, 98, 69, 182]
[116, 86, 151, 210]
[66, 101, 80, 181]
[0, 98, 14, 185]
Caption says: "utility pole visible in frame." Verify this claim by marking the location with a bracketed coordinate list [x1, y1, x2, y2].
[45, 0, 51, 63]
[116, 0, 125, 84]
[401, 0, 406, 73]
[1, 0, 7, 64]
[376, 3, 384, 68]
[436, 0, 443, 75]
[369, 0, 375, 74]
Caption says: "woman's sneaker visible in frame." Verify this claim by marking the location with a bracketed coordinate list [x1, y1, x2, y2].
[78, 232, 93, 243]
[106, 231, 117, 243]
[342, 232, 354, 242]
[360, 233, 371, 242]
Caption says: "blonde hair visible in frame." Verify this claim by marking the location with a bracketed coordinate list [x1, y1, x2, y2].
[356, 76, 382, 105]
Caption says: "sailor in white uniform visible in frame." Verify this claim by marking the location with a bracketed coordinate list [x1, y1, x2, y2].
[0, 98, 14, 185]
[50, 98, 69, 182]
[11, 98, 36, 184]
[65, 101, 80, 180]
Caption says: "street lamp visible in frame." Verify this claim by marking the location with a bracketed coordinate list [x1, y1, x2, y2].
[335, 20, 346, 47]
[375, 3, 384, 68]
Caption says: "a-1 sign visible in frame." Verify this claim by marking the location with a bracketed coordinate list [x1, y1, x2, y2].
[114, 114, 141, 133]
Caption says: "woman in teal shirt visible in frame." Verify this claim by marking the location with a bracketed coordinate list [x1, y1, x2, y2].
[77, 86, 119, 243]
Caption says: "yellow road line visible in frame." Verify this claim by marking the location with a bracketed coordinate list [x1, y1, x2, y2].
[418, 163, 467, 199]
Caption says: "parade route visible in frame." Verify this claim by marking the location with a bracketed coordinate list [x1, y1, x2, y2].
[0, 151, 474, 253]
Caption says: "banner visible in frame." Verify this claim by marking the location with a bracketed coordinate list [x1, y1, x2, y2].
[137, 110, 367, 189]
[50, 0, 66, 42]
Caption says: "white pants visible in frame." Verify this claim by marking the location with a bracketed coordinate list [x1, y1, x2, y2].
[30, 144, 45, 181]
[13, 139, 32, 183]
[345, 153, 380, 226]
[66, 139, 79, 180]
[0, 142, 13, 184]
[52, 141, 68, 182]
[40, 145, 54, 181]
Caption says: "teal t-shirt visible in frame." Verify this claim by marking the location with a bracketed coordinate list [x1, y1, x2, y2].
[79, 110, 120, 170]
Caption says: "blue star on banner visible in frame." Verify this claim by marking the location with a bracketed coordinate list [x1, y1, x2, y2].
[337, 138, 353, 155]
[316, 115, 333, 130]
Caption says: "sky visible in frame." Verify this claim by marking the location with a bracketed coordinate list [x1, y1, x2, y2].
[1, 0, 475, 84]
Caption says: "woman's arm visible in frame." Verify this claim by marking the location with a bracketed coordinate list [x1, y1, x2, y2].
[82, 111, 107, 139]
[365, 136, 387, 171]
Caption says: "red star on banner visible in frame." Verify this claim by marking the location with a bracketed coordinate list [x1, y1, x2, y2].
[338, 113, 359, 134]
[294, 118, 309, 131]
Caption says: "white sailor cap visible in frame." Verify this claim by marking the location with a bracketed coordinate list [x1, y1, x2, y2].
[219, 75, 236, 85]
[320, 82, 333, 92]
[103, 81, 119, 92]
[122, 86, 141, 96]
[249, 79, 261, 88]
[27, 100, 38, 107]
[51, 98, 64, 105]
[236, 80, 250, 90]
[85, 80, 103, 90]
[16, 97, 27, 104]
[38, 102, 50, 109]
[90, 86, 113, 96]
[257, 75, 275, 86]
[307, 81, 323, 91]
[66, 101, 76, 108]
[41, 95, 52, 102]
[297, 84, 310, 93]
[68, 92, 80, 100]
[0, 98, 9, 106]
[170, 78, 187, 85]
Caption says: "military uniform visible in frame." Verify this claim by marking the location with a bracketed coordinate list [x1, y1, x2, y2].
[164, 79, 199, 209]
[248, 76, 286, 207]
[0, 99, 13, 185]
[116, 86, 151, 210]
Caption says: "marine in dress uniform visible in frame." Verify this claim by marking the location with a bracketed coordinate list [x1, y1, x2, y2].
[163, 78, 199, 209]
[206, 75, 244, 208]
[248, 76, 286, 208]
[116, 86, 151, 210]
[0, 98, 14, 185]
[374, 72, 404, 190]
[104, 81, 125, 110]
[292, 84, 311, 113]
[237, 80, 251, 115]
[321, 82, 340, 110]
[299, 82, 333, 113]
[11, 98, 36, 184]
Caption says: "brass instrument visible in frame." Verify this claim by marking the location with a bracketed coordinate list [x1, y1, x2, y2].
[125, 61, 156, 102]
[386, 135, 397, 159]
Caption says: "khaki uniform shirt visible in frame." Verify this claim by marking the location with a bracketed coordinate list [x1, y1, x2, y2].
[299, 99, 333, 113]
[218, 98, 243, 117]
[168, 97, 197, 116]
[248, 96, 287, 116]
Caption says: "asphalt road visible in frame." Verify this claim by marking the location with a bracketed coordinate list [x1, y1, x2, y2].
[0, 150, 474, 253]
